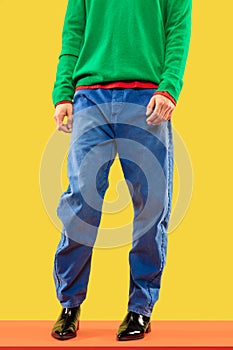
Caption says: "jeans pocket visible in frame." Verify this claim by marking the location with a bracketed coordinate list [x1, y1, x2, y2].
[73, 89, 81, 103]
[138, 88, 157, 108]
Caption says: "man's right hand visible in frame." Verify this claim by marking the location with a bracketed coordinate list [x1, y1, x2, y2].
[54, 103, 73, 133]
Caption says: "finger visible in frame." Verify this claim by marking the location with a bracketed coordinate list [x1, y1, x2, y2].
[146, 100, 164, 123]
[56, 117, 65, 131]
[146, 97, 156, 116]
[147, 115, 163, 125]
[165, 109, 173, 121]
[63, 123, 72, 133]
[54, 109, 70, 132]
[147, 106, 170, 125]
[162, 108, 171, 121]
[54, 111, 66, 131]
[66, 106, 73, 131]
[161, 105, 172, 120]
[150, 108, 172, 125]
[54, 110, 64, 125]
[57, 123, 72, 133]
[55, 115, 63, 130]
[164, 106, 175, 121]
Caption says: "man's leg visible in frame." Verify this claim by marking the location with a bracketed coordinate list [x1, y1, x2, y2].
[52, 89, 117, 320]
[116, 88, 174, 339]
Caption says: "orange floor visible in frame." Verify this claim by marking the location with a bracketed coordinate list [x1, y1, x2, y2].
[0, 321, 233, 349]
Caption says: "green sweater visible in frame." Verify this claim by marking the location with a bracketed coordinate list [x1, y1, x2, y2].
[52, 0, 192, 107]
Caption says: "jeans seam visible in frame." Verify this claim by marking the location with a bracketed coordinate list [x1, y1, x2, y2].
[166, 120, 174, 226]
[54, 231, 66, 300]
[145, 123, 173, 312]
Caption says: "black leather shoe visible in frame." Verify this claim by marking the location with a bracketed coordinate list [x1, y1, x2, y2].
[117, 311, 151, 341]
[51, 306, 80, 340]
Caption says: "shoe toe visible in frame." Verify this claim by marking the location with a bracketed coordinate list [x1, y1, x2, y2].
[117, 329, 144, 341]
[61, 329, 76, 337]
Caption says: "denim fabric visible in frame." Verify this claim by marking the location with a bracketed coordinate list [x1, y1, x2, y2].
[53, 88, 174, 317]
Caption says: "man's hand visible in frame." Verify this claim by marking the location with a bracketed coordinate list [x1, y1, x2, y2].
[146, 94, 175, 125]
[54, 103, 73, 133]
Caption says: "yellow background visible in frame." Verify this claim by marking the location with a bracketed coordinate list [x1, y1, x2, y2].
[0, 0, 232, 320]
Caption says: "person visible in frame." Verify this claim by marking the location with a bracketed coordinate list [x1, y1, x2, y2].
[50, 0, 192, 342]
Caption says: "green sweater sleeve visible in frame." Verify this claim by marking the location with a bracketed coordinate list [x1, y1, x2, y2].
[156, 0, 192, 103]
[52, 0, 86, 107]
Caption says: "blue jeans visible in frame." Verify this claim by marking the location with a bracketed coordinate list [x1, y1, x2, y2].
[53, 88, 174, 317]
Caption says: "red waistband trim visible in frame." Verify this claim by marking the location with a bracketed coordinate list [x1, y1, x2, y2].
[75, 81, 159, 90]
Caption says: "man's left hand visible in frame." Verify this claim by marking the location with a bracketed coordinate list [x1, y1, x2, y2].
[146, 94, 175, 125]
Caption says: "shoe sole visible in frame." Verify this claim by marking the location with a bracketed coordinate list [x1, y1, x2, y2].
[51, 325, 79, 341]
[51, 332, 77, 340]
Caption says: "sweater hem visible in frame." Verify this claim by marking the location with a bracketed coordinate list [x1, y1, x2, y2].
[75, 80, 159, 90]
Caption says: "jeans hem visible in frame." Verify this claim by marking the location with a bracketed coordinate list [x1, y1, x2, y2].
[60, 297, 85, 309]
[128, 307, 152, 318]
